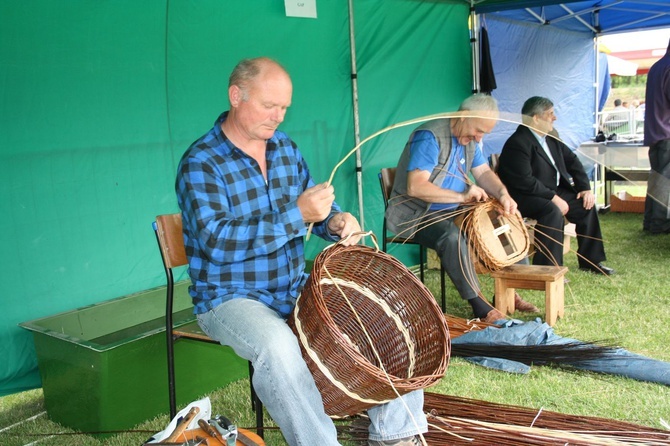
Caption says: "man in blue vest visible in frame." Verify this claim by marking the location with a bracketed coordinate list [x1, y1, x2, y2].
[386, 94, 535, 324]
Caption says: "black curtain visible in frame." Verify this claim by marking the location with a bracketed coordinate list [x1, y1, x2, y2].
[480, 26, 497, 94]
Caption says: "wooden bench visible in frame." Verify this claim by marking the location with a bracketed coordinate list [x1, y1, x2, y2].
[490, 264, 568, 326]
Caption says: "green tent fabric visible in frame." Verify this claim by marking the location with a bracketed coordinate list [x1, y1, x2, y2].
[0, 0, 472, 395]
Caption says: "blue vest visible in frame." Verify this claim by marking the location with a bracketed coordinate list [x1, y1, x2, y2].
[385, 118, 476, 237]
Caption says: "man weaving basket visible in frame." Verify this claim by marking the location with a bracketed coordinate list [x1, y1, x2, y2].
[386, 94, 538, 324]
[176, 57, 427, 446]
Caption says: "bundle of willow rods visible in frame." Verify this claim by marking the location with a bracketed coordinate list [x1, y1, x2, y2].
[445, 314, 618, 367]
[450, 340, 618, 367]
[423, 393, 670, 445]
[346, 393, 670, 445]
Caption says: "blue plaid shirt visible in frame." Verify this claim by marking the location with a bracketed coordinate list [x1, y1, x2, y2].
[176, 112, 341, 317]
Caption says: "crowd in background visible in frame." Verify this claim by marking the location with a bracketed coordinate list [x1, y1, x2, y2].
[599, 98, 645, 139]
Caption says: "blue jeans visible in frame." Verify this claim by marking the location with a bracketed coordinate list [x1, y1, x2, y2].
[197, 298, 427, 446]
[366, 390, 427, 442]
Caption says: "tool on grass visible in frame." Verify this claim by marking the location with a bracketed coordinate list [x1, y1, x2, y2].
[143, 435, 207, 445]
[209, 415, 261, 446]
[198, 418, 222, 442]
[208, 417, 236, 446]
[234, 430, 261, 446]
[194, 436, 209, 446]
[160, 406, 200, 444]
[151, 440, 206, 446]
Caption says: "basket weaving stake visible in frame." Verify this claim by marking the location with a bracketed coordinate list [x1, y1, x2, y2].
[305, 111, 510, 240]
[322, 265, 410, 380]
[292, 303, 388, 406]
[319, 277, 417, 375]
[490, 213, 518, 256]
[321, 265, 428, 446]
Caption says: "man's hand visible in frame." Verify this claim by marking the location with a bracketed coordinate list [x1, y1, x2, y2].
[327, 212, 362, 246]
[577, 190, 595, 210]
[297, 183, 335, 223]
[551, 194, 569, 216]
[463, 184, 489, 203]
[497, 192, 518, 216]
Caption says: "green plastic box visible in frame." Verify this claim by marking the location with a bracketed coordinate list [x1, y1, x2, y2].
[19, 281, 247, 435]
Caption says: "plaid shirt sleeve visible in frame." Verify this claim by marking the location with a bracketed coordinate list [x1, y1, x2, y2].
[175, 115, 341, 316]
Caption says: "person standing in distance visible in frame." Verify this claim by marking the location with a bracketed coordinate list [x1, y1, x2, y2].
[643, 39, 670, 234]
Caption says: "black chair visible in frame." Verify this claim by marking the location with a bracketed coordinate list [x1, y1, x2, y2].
[379, 168, 446, 312]
[153, 213, 264, 437]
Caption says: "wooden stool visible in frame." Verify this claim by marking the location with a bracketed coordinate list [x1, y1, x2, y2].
[490, 264, 568, 326]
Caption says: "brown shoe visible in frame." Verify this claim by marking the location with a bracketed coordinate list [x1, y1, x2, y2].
[483, 308, 506, 324]
[514, 293, 540, 313]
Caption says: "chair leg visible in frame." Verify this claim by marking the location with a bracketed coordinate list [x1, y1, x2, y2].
[248, 362, 264, 438]
[440, 267, 446, 313]
[419, 246, 447, 312]
[248, 361, 255, 411]
[166, 330, 177, 420]
[419, 246, 425, 283]
[254, 395, 264, 438]
[165, 279, 178, 420]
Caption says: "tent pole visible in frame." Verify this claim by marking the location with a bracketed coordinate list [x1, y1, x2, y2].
[348, 0, 364, 230]
[594, 9, 602, 141]
[470, 3, 480, 93]
[594, 35, 601, 139]
[593, 34, 601, 202]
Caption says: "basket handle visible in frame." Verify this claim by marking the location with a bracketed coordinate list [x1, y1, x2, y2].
[333, 230, 380, 251]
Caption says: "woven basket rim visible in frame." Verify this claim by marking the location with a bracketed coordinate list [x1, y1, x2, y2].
[463, 200, 529, 270]
[291, 242, 450, 416]
[298, 244, 447, 375]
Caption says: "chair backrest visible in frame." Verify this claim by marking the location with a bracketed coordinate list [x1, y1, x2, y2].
[154, 213, 188, 269]
[489, 153, 500, 173]
[379, 167, 396, 208]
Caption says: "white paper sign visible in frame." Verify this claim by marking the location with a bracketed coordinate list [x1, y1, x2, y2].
[285, 0, 317, 19]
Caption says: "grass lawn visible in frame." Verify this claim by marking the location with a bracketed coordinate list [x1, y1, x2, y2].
[1, 212, 669, 445]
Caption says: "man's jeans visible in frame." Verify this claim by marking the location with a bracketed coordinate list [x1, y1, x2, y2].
[197, 298, 426, 445]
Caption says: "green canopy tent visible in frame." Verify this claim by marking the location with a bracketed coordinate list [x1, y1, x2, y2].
[0, 0, 474, 396]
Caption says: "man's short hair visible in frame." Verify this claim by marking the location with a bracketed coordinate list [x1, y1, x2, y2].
[229, 57, 288, 100]
[459, 93, 499, 113]
[614, 98, 622, 107]
[522, 96, 554, 117]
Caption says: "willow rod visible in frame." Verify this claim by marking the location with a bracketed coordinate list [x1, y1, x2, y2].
[306, 110, 660, 240]
[306, 110, 512, 240]
[348, 393, 670, 445]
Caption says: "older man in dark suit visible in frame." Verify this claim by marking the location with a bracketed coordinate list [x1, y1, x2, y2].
[497, 96, 614, 275]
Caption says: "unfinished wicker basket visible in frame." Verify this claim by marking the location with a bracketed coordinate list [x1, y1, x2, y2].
[288, 238, 450, 417]
[457, 200, 530, 272]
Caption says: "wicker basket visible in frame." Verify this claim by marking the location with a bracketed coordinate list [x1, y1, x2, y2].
[457, 200, 530, 272]
[610, 192, 645, 213]
[288, 239, 450, 417]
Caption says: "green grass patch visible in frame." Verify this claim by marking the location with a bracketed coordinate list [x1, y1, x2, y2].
[1, 213, 669, 445]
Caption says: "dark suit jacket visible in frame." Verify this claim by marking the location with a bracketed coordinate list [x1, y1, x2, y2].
[497, 125, 590, 207]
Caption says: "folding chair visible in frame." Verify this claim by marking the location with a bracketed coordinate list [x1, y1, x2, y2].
[153, 213, 264, 437]
[379, 168, 446, 312]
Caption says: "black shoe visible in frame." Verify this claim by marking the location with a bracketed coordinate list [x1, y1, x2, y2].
[579, 263, 615, 275]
